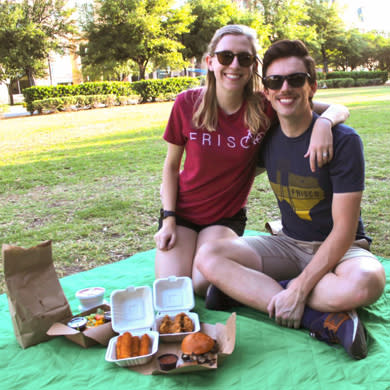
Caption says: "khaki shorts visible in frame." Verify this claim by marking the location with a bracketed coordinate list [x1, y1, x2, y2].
[241, 231, 376, 281]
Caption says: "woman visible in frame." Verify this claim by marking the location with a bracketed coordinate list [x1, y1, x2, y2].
[154, 25, 348, 296]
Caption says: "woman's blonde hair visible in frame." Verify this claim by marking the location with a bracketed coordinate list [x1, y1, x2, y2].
[192, 24, 270, 135]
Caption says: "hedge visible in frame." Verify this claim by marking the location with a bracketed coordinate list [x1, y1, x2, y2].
[30, 94, 141, 114]
[131, 77, 200, 102]
[23, 77, 201, 113]
[324, 70, 388, 83]
[318, 77, 384, 89]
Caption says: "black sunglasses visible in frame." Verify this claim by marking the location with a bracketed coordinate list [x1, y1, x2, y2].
[262, 72, 311, 90]
[214, 50, 256, 67]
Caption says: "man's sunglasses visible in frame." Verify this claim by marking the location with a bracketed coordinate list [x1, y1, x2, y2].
[214, 50, 257, 67]
[262, 72, 311, 90]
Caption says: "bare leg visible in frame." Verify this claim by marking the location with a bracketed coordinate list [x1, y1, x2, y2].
[192, 225, 240, 296]
[155, 224, 244, 297]
[307, 256, 386, 312]
[196, 238, 284, 313]
[155, 225, 197, 279]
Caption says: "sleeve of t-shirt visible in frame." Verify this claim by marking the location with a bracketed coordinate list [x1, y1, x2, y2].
[330, 128, 365, 193]
[257, 97, 277, 168]
[163, 92, 187, 146]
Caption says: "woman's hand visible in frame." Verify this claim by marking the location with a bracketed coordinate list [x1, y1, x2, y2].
[154, 218, 177, 251]
[305, 117, 333, 172]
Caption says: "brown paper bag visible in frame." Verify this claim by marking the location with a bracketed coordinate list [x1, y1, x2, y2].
[2, 240, 72, 348]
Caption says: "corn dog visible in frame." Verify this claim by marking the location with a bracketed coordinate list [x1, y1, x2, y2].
[131, 335, 140, 357]
[116, 331, 132, 359]
[139, 333, 151, 356]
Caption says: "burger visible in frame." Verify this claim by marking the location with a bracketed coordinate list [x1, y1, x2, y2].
[181, 332, 218, 364]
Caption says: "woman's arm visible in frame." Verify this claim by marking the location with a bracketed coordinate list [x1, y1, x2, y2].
[308, 103, 350, 172]
[154, 143, 184, 251]
[313, 102, 350, 125]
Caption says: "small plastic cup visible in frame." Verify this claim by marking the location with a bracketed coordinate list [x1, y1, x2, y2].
[158, 354, 178, 371]
[67, 317, 87, 331]
[76, 287, 105, 310]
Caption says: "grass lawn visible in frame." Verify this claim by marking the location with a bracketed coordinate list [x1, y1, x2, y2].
[1, 86, 389, 294]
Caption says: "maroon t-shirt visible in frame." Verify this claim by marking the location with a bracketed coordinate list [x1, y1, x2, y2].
[163, 88, 274, 225]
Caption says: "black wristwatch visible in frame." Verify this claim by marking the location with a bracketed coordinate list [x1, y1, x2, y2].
[161, 209, 176, 219]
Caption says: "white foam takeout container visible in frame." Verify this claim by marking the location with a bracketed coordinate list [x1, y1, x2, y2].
[105, 285, 159, 367]
[153, 275, 200, 343]
[105, 276, 200, 367]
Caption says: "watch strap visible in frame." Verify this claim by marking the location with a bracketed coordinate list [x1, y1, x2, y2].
[161, 210, 176, 219]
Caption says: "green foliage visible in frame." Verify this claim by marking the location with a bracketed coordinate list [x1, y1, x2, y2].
[182, 0, 254, 62]
[303, 0, 346, 72]
[0, 0, 77, 87]
[326, 71, 388, 83]
[23, 81, 136, 113]
[319, 76, 384, 89]
[30, 94, 140, 113]
[354, 78, 384, 87]
[131, 77, 200, 102]
[23, 78, 200, 112]
[316, 72, 326, 80]
[82, 0, 193, 79]
[324, 78, 354, 88]
[316, 71, 388, 89]
[252, 0, 314, 44]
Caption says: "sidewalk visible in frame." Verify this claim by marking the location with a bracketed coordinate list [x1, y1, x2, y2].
[2, 105, 31, 118]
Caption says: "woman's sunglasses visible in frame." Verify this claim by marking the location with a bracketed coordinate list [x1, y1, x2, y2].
[214, 50, 257, 68]
[262, 72, 311, 90]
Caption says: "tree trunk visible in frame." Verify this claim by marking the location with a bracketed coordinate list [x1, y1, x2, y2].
[138, 63, 146, 80]
[7, 83, 15, 105]
[321, 46, 329, 73]
[26, 68, 35, 86]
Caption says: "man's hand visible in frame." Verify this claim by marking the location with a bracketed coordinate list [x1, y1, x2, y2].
[267, 288, 306, 329]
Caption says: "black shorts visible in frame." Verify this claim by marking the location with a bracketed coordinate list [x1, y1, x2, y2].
[158, 208, 247, 236]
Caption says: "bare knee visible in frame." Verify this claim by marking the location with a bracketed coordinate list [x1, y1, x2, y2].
[195, 240, 226, 282]
[357, 263, 386, 305]
[342, 262, 386, 308]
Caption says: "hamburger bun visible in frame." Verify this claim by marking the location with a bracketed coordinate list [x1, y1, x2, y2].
[181, 332, 215, 355]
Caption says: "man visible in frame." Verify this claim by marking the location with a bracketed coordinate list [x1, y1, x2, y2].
[195, 40, 386, 360]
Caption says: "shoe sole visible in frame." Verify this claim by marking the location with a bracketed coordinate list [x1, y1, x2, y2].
[347, 310, 368, 360]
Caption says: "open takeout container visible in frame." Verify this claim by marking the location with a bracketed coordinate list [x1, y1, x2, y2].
[47, 304, 115, 348]
[153, 275, 200, 342]
[105, 285, 159, 367]
[105, 276, 235, 375]
[131, 312, 236, 375]
[105, 276, 200, 367]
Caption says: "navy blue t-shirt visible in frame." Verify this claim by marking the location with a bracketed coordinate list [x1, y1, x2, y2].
[259, 112, 370, 243]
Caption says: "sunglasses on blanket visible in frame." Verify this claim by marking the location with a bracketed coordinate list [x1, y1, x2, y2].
[262, 72, 311, 90]
[214, 51, 257, 67]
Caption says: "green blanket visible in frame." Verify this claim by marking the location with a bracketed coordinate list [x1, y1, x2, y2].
[1, 236, 389, 390]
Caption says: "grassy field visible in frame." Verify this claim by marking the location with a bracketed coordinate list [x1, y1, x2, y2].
[1, 86, 389, 295]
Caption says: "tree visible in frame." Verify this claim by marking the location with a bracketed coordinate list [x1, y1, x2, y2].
[180, 0, 269, 70]
[0, 0, 77, 103]
[82, 0, 193, 80]
[331, 29, 368, 70]
[247, 0, 315, 44]
[181, 0, 240, 65]
[376, 35, 390, 73]
[304, 0, 346, 73]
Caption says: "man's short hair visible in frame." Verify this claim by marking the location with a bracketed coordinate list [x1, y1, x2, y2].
[262, 40, 317, 85]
